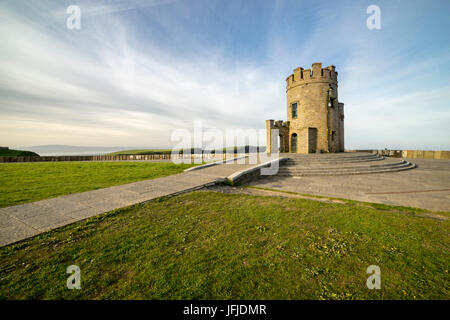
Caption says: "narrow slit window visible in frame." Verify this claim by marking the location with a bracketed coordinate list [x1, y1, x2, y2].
[292, 103, 298, 118]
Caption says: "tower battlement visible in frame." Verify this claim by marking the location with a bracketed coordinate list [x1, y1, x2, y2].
[286, 63, 337, 89]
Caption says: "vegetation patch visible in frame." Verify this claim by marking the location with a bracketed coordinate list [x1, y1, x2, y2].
[0, 162, 196, 207]
[0, 149, 39, 157]
[0, 191, 448, 299]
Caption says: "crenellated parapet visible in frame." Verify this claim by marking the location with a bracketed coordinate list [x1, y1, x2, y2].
[266, 119, 290, 129]
[286, 62, 337, 90]
[274, 120, 289, 128]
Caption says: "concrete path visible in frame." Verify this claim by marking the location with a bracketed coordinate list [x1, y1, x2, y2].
[249, 158, 450, 212]
[0, 162, 254, 247]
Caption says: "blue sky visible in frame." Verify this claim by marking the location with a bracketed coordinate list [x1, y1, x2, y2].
[1, 0, 449, 149]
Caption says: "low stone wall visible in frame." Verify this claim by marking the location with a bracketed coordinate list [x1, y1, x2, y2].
[0, 153, 247, 163]
[352, 149, 450, 160]
[227, 157, 289, 184]
[400, 150, 450, 160]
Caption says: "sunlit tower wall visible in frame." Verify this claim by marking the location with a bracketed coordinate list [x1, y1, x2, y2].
[285, 62, 344, 153]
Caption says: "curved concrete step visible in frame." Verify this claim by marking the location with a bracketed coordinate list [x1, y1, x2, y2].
[284, 157, 385, 165]
[280, 160, 408, 171]
[285, 153, 383, 160]
[275, 152, 416, 176]
[279, 165, 411, 174]
[285, 154, 381, 160]
[277, 162, 416, 176]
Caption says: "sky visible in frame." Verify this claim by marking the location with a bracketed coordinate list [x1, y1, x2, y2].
[0, 0, 449, 150]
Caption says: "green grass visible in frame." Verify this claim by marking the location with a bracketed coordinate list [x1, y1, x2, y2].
[0, 162, 196, 208]
[0, 149, 39, 157]
[1, 191, 448, 299]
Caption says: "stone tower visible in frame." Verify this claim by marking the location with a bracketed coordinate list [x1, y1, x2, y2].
[266, 62, 344, 154]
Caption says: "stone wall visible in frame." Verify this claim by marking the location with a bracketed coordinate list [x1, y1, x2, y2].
[338, 103, 344, 152]
[400, 150, 450, 160]
[350, 149, 450, 160]
[227, 157, 289, 184]
[266, 120, 290, 153]
[286, 64, 334, 152]
[267, 62, 344, 154]
[0, 153, 247, 163]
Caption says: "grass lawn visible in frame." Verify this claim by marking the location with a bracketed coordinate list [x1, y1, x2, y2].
[0, 191, 448, 299]
[0, 162, 196, 208]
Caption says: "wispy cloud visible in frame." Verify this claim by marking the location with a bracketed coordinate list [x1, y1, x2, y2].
[0, 1, 281, 147]
[0, 0, 449, 149]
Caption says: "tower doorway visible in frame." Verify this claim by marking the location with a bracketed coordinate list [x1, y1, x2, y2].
[308, 128, 317, 153]
[291, 133, 297, 153]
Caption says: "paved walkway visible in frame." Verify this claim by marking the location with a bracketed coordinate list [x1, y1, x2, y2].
[0, 162, 254, 247]
[249, 158, 450, 212]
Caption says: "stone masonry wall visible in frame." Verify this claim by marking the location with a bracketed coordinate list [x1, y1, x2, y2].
[285, 63, 343, 153]
[266, 62, 345, 154]
[0, 153, 246, 163]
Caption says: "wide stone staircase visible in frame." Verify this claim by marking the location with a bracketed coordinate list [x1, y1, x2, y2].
[277, 152, 416, 176]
